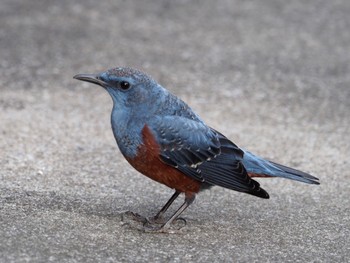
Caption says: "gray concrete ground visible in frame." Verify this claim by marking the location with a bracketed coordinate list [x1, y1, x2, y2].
[1, 0, 349, 262]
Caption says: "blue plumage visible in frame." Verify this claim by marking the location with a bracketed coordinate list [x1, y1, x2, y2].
[74, 67, 319, 232]
[242, 150, 319, 184]
[74, 67, 319, 194]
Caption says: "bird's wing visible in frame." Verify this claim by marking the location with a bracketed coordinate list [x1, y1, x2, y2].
[149, 116, 269, 198]
[151, 116, 221, 168]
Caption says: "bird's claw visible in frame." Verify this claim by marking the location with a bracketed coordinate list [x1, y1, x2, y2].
[120, 211, 148, 224]
[174, 217, 187, 228]
[120, 211, 187, 233]
[142, 217, 187, 233]
[146, 215, 167, 224]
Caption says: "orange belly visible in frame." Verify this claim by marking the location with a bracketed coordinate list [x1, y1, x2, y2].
[126, 125, 201, 194]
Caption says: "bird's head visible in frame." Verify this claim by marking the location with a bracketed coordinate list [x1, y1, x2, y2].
[73, 67, 159, 107]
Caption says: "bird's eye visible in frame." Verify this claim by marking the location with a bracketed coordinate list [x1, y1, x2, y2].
[120, 81, 130, 90]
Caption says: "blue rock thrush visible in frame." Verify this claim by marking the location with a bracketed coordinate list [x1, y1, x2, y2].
[74, 67, 319, 232]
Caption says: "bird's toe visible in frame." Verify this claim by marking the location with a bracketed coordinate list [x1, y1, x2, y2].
[147, 215, 167, 224]
[120, 211, 148, 224]
[142, 217, 187, 233]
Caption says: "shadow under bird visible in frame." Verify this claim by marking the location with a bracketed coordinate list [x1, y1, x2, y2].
[74, 67, 319, 232]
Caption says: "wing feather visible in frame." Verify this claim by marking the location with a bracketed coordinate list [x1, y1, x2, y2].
[149, 117, 269, 198]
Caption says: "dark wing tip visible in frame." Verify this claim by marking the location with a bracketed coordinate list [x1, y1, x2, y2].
[250, 187, 270, 199]
[245, 179, 270, 199]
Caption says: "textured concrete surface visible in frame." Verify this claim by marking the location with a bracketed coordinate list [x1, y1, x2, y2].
[1, 0, 349, 262]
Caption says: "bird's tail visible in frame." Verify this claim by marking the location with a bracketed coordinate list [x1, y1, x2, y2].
[267, 161, 319, 184]
[242, 150, 320, 185]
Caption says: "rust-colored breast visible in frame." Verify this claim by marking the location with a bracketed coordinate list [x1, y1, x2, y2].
[126, 125, 201, 194]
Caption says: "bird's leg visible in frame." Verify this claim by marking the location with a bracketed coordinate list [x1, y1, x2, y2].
[144, 193, 196, 233]
[122, 191, 181, 226]
[148, 190, 181, 224]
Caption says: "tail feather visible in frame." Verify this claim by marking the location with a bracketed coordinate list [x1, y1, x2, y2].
[242, 150, 320, 185]
[268, 161, 319, 184]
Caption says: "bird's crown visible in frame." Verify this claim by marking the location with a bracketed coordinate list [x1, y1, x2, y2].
[105, 67, 155, 85]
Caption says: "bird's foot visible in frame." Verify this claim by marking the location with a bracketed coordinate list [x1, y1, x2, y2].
[120, 211, 166, 224]
[120, 211, 187, 233]
[143, 217, 187, 233]
[146, 215, 167, 224]
[120, 211, 148, 224]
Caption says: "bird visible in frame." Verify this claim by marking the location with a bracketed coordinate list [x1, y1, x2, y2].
[73, 67, 319, 232]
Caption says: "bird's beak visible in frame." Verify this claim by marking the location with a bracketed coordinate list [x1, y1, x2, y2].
[73, 74, 108, 88]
